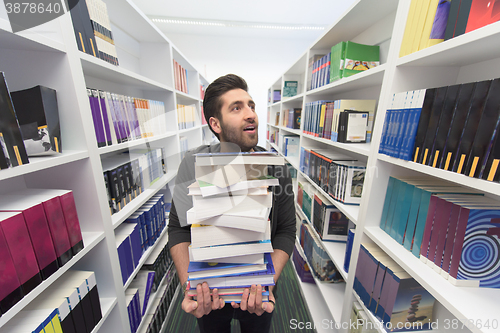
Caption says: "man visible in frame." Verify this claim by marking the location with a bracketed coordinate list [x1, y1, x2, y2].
[168, 74, 296, 332]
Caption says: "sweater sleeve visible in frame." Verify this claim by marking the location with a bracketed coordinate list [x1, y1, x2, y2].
[271, 164, 297, 256]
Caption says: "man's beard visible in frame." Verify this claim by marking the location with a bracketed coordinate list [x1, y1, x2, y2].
[219, 120, 258, 152]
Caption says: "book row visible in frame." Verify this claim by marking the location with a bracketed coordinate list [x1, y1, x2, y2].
[102, 149, 166, 215]
[292, 242, 315, 284]
[299, 148, 366, 205]
[176, 104, 197, 130]
[0, 73, 63, 170]
[380, 77, 500, 182]
[282, 108, 301, 130]
[354, 243, 436, 331]
[380, 176, 500, 288]
[70, 0, 118, 65]
[1, 270, 103, 333]
[298, 220, 343, 283]
[141, 268, 179, 333]
[173, 60, 189, 94]
[142, 236, 173, 295]
[116, 195, 168, 285]
[401, 0, 500, 58]
[307, 41, 379, 91]
[87, 88, 168, 148]
[125, 263, 176, 333]
[302, 99, 376, 143]
[312, 191, 354, 242]
[0, 189, 84, 315]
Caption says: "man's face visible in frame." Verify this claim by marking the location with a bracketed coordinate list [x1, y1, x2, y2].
[211, 88, 259, 152]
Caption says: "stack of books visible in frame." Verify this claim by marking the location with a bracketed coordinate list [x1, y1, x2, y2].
[185, 151, 285, 302]
[176, 104, 197, 130]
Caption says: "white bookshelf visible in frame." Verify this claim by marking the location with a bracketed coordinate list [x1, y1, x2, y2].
[0, 0, 207, 332]
[267, 1, 500, 333]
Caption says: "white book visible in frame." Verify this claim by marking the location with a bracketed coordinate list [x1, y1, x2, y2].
[189, 240, 273, 262]
[191, 220, 270, 248]
[198, 253, 265, 265]
[191, 192, 272, 220]
[195, 163, 269, 188]
[188, 179, 276, 197]
[187, 206, 270, 232]
[194, 151, 284, 166]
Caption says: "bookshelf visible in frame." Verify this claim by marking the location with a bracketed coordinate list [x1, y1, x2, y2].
[267, 1, 500, 333]
[0, 1, 207, 332]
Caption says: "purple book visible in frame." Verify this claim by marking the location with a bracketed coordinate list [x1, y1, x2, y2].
[98, 90, 112, 146]
[87, 89, 106, 148]
[112, 93, 129, 143]
[419, 195, 439, 260]
[441, 203, 461, 275]
[59, 190, 84, 256]
[427, 198, 452, 263]
[0, 211, 42, 295]
[142, 271, 155, 316]
[0, 219, 24, 313]
[106, 92, 123, 144]
[127, 96, 142, 139]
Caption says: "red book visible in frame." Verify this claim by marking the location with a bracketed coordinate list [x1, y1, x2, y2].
[58, 190, 84, 256]
[0, 219, 24, 313]
[465, 0, 500, 33]
[0, 211, 42, 295]
[0, 195, 59, 280]
[419, 195, 439, 261]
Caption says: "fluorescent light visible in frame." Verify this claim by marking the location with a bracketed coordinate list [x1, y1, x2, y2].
[150, 16, 325, 31]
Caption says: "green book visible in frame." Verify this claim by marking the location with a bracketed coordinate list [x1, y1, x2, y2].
[330, 41, 346, 83]
[283, 81, 298, 97]
[342, 41, 380, 78]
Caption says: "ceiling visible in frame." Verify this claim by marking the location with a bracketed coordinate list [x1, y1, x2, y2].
[133, 0, 356, 39]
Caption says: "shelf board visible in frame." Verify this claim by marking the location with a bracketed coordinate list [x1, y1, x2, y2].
[98, 132, 177, 155]
[302, 133, 371, 157]
[123, 227, 168, 290]
[178, 125, 201, 134]
[175, 90, 201, 102]
[268, 124, 279, 129]
[80, 53, 173, 92]
[295, 203, 349, 282]
[299, 172, 360, 224]
[282, 93, 304, 103]
[112, 171, 177, 229]
[91, 297, 118, 333]
[397, 21, 500, 68]
[0, 150, 89, 181]
[294, 238, 343, 331]
[0, 24, 66, 53]
[365, 226, 500, 333]
[0, 231, 105, 327]
[279, 126, 302, 136]
[306, 64, 385, 97]
[377, 154, 500, 198]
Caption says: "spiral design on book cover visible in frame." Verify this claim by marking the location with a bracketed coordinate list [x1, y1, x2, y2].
[458, 210, 500, 288]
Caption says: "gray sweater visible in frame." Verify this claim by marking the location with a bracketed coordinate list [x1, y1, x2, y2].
[167, 143, 296, 256]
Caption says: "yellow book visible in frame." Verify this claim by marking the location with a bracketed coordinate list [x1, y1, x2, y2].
[410, 0, 432, 55]
[399, 0, 419, 57]
[418, 0, 440, 51]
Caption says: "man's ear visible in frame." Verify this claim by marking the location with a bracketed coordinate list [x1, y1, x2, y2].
[209, 117, 222, 134]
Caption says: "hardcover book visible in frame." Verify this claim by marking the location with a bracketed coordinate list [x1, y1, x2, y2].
[10, 85, 62, 155]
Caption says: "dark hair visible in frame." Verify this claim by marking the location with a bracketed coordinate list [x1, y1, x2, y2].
[203, 74, 248, 139]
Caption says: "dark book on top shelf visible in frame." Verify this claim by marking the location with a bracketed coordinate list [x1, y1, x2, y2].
[427, 83, 461, 167]
[0, 72, 29, 168]
[438, 81, 476, 170]
[453, 0, 474, 37]
[465, 0, 500, 33]
[480, 108, 500, 181]
[11, 85, 62, 156]
[452, 79, 491, 174]
[69, 0, 98, 57]
[444, 0, 462, 40]
[411, 87, 436, 163]
[464, 78, 500, 178]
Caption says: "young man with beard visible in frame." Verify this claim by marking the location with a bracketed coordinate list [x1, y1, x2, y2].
[167, 74, 296, 332]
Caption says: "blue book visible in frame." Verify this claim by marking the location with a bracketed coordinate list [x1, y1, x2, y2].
[392, 91, 411, 158]
[379, 107, 392, 155]
[403, 187, 423, 251]
[400, 89, 426, 160]
[411, 190, 433, 258]
[116, 233, 133, 284]
[394, 183, 416, 244]
[383, 178, 402, 234]
[188, 253, 270, 280]
[343, 228, 355, 273]
[368, 260, 387, 314]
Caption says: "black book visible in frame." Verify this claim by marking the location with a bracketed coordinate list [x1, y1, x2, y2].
[293, 108, 302, 129]
[338, 110, 347, 143]
[10, 85, 61, 156]
[428, 84, 461, 167]
[454, 0, 473, 38]
[438, 82, 476, 170]
[444, 0, 461, 40]
[68, 0, 88, 53]
[339, 110, 369, 143]
[0, 73, 29, 167]
[464, 78, 500, 177]
[417, 86, 448, 165]
[103, 172, 113, 215]
[0, 137, 9, 169]
[481, 118, 500, 181]
[452, 79, 492, 173]
[106, 168, 123, 213]
[412, 88, 437, 162]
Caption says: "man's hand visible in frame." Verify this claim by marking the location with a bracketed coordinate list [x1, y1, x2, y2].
[231, 284, 274, 316]
[181, 282, 225, 318]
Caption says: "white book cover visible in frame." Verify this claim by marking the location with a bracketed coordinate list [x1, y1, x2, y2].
[187, 206, 270, 232]
[191, 220, 270, 248]
[191, 192, 272, 220]
[189, 240, 273, 261]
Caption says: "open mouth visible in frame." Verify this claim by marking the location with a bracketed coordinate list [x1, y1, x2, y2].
[243, 125, 256, 132]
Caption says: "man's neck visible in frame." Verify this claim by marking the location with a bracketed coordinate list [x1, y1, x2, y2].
[219, 141, 254, 153]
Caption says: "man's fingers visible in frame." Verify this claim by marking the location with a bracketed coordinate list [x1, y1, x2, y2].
[212, 288, 221, 310]
[202, 282, 211, 315]
[239, 288, 250, 311]
[231, 301, 240, 309]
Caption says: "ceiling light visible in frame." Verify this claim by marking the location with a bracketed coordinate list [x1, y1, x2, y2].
[150, 16, 325, 31]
